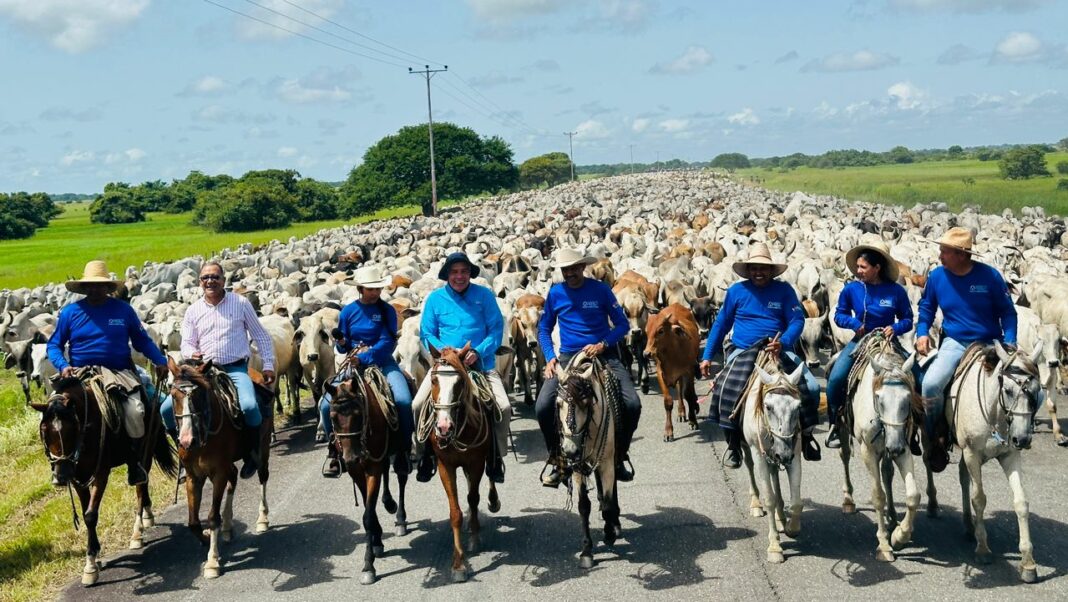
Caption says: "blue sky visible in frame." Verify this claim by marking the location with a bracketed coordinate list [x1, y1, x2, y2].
[1, 0, 1066, 193]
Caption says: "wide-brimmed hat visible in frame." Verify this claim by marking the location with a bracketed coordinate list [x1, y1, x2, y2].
[925, 227, 979, 255]
[354, 265, 391, 289]
[437, 252, 480, 280]
[846, 240, 900, 283]
[65, 260, 121, 295]
[732, 243, 787, 279]
[553, 248, 598, 269]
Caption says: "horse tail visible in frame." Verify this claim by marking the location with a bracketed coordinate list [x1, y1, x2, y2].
[151, 424, 180, 479]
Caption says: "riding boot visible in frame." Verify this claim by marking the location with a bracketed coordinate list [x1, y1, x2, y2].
[722, 429, 742, 469]
[824, 408, 841, 448]
[240, 426, 261, 480]
[322, 435, 341, 478]
[127, 437, 148, 486]
[615, 453, 635, 482]
[415, 445, 437, 483]
[541, 453, 566, 488]
[802, 429, 822, 461]
[486, 452, 506, 484]
[928, 418, 950, 473]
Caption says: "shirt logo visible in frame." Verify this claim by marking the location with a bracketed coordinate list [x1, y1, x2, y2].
[371, 314, 381, 322]
[878, 298, 894, 307]
[108, 319, 125, 326]
[767, 302, 782, 310]
[582, 301, 600, 309]
[969, 285, 989, 293]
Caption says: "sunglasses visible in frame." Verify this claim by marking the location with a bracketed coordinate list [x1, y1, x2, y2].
[199, 275, 222, 282]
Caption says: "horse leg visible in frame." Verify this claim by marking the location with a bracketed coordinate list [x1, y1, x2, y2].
[770, 466, 787, 532]
[923, 435, 940, 517]
[959, 451, 973, 539]
[187, 474, 209, 545]
[203, 471, 229, 578]
[880, 454, 899, 528]
[863, 445, 894, 562]
[684, 379, 699, 430]
[439, 462, 467, 583]
[783, 452, 803, 538]
[657, 369, 674, 442]
[752, 448, 784, 563]
[141, 482, 155, 528]
[381, 464, 397, 514]
[360, 473, 383, 585]
[464, 463, 483, 555]
[130, 483, 147, 549]
[487, 480, 501, 514]
[221, 471, 236, 542]
[394, 456, 411, 535]
[962, 447, 992, 564]
[578, 479, 594, 569]
[599, 463, 621, 545]
[256, 421, 271, 533]
[79, 484, 102, 586]
[998, 452, 1037, 583]
[743, 445, 765, 517]
[891, 450, 920, 550]
[1047, 393, 1067, 446]
[840, 434, 856, 514]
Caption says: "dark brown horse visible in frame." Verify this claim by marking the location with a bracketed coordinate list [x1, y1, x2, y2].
[420, 343, 500, 583]
[167, 358, 273, 579]
[326, 363, 408, 585]
[31, 372, 178, 586]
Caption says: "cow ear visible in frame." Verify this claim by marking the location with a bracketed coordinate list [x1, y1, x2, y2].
[460, 341, 472, 355]
[31, 331, 46, 345]
[318, 330, 329, 343]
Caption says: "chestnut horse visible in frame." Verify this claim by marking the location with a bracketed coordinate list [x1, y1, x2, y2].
[418, 343, 500, 583]
[32, 373, 178, 586]
[167, 358, 273, 579]
[326, 363, 409, 585]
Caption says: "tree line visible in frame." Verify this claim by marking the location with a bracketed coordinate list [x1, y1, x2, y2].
[0, 192, 62, 240]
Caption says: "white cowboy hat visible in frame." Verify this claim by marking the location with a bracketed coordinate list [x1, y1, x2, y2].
[65, 260, 120, 295]
[731, 243, 787, 279]
[353, 265, 391, 289]
[553, 248, 597, 269]
[924, 226, 979, 255]
[845, 239, 900, 283]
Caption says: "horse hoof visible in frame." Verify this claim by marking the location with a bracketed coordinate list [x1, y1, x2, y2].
[255, 521, 269, 534]
[976, 552, 993, 565]
[767, 551, 785, 564]
[82, 570, 99, 586]
[876, 549, 895, 563]
[1056, 435, 1068, 447]
[204, 566, 221, 579]
[129, 538, 143, 550]
[465, 540, 479, 554]
[451, 569, 467, 583]
[315, 430, 326, 443]
[488, 498, 501, 514]
[1021, 567, 1038, 583]
[784, 526, 801, 538]
[579, 556, 594, 569]
[383, 499, 398, 514]
[395, 523, 409, 537]
[360, 570, 377, 585]
[842, 503, 857, 514]
[690, 423, 699, 431]
[222, 530, 233, 543]
[663, 434, 673, 442]
[372, 545, 385, 557]
[143, 517, 155, 528]
[891, 529, 910, 550]
[750, 507, 766, 518]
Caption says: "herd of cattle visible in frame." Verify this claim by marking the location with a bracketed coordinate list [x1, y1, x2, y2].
[3, 171, 1068, 445]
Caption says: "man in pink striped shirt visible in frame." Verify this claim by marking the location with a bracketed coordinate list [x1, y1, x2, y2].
[181, 261, 276, 479]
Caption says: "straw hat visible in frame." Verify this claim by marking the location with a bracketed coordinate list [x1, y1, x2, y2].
[732, 243, 787, 279]
[553, 248, 597, 269]
[354, 265, 391, 289]
[845, 240, 900, 283]
[65, 260, 120, 295]
[925, 227, 978, 255]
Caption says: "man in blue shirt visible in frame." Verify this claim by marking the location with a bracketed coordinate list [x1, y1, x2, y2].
[699, 243, 822, 469]
[916, 227, 1018, 472]
[411, 253, 511, 483]
[535, 249, 640, 487]
[47, 260, 170, 486]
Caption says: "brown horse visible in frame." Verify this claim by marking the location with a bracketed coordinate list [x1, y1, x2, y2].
[326, 363, 409, 585]
[167, 358, 273, 579]
[31, 372, 178, 586]
[420, 343, 500, 583]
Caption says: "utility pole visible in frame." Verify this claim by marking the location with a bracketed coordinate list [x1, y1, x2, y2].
[629, 144, 635, 174]
[564, 131, 576, 181]
[409, 64, 447, 216]
[655, 150, 660, 172]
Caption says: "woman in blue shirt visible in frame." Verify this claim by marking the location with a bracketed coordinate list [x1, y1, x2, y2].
[320, 265, 413, 478]
[825, 241, 914, 448]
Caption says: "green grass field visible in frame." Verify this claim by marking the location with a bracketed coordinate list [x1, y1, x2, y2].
[734, 152, 1068, 215]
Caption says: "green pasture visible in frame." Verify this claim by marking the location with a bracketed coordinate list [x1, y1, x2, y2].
[734, 152, 1068, 215]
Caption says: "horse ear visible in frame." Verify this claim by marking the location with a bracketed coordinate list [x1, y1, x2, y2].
[200, 359, 214, 374]
[325, 381, 337, 397]
[167, 356, 179, 377]
[901, 353, 916, 374]
[993, 340, 1011, 365]
[428, 343, 440, 359]
[786, 364, 805, 386]
[757, 367, 776, 385]
[460, 341, 472, 355]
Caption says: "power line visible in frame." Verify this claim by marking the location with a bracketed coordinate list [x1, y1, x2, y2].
[410, 66, 448, 217]
[447, 71, 545, 136]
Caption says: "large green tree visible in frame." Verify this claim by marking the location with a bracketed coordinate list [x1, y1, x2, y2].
[999, 146, 1051, 180]
[194, 179, 299, 232]
[710, 153, 751, 170]
[90, 188, 145, 224]
[0, 192, 58, 240]
[519, 152, 573, 189]
[341, 122, 518, 217]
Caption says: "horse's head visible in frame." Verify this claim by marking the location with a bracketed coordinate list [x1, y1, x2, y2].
[325, 372, 368, 467]
[993, 341, 1043, 450]
[556, 352, 598, 461]
[168, 357, 214, 450]
[756, 364, 804, 465]
[870, 353, 918, 458]
[428, 343, 473, 443]
[30, 376, 87, 486]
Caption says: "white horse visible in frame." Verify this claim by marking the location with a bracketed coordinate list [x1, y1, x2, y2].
[939, 341, 1043, 583]
[838, 344, 920, 562]
[741, 360, 805, 563]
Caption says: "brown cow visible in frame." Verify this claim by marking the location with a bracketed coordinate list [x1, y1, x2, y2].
[644, 303, 700, 442]
[509, 294, 546, 406]
[588, 258, 616, 287]
[613, 275, 658, 393]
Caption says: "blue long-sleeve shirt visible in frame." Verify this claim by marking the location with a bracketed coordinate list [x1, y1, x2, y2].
[47, 299, 168, 372]
[833, 280, 914, 336]
[702, 280, 805, 361]
[538, 279, 629, 362]
[420, 283, 503, 371]
[916, 263, 1017, 344]
[336, 300, 399, 367]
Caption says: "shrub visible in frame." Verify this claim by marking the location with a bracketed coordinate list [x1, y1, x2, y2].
[999, 145, 1052, 180]
[1056, 161, 1068, 175]
[195, 180, 298, 232]
[1058, 179, 1068, 191]
[89, 189, 145, 224]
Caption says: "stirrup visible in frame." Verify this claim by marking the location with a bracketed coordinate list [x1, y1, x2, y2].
[322, 456, 341, 478]
[540, 462, 563, 488]
[616, 455, 634, 482]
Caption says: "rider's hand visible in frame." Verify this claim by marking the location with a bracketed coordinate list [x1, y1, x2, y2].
[700, 360, 712, 378]
[765, 339, 782, 356]
[262, 370, 276, 386]
[582, 342, 607, 357]
[916, 336, 930, 356]
[154, 364, 169, 382]
[882, 326, 894, 338]
[191, 352, 203, 361]
[463, 350, 479, 367]
[544, 358, 558, 379]
[61, 367, 74, 379]
[855, 325, 866, 336]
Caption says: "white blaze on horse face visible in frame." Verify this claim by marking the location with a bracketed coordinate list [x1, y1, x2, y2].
[434, 372, 461, 436]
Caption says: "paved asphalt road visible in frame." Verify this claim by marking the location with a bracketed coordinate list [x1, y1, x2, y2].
[61, 374, 1068, 601]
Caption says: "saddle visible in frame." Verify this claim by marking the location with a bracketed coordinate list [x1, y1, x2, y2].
[710, 338, 768, 429]
[69, 366, 144, 435]
[839, 332, 912, 430]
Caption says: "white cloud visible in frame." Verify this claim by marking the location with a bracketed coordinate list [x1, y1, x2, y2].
[801, 50, 899, 73]
[235, 0, 344, 41]
[180, 75, 230, 96]
[727, 108, 760, 125]
[650, 45, 714, 74]
[575, 119, 611, 140]
[598, 0, 652, 32]
[125, 148, 146, 161]
[276, 79, 350, 103]
[659, 118, 689, 133]
[937, 43, 983, 65]
[0, 0, 148, 53]
[888, 81, 927, 109]
[994, 31, 1043, 62]
[104, 147, 145, 164]
[466, 0, 566, 21]
[272, 66, 365, 104]
[887, 0, 1047, 13]
[277, 146, 298, 158]
[631, 118, 649, 133]
[60, 150, 94, 166]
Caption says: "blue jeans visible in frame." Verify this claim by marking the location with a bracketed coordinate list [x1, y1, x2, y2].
[319, 363, 414, 441]
[825, 340, 858, 422]
[919, 337, 970, 435]
[223, 362, 261, 428]
[136, 366, 176, 432]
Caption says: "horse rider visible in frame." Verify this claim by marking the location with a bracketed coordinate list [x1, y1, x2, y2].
[179, 261, 276, 480]
[535, 248, 640, 488]
[699, 243, 822, 468]
[319, 265, 415, 478]
[915, 227, 1017, 472]
[411, 252, 512, 484]
[46, 260, 170, 486]
[824, 240, 915, 449]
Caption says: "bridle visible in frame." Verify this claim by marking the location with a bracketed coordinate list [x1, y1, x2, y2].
[556, 357, 610, 476]
[40, 383, 95, 486]
[170, 373, 220, 446]
[989, 354, 1041, 442]
[418, 357, 489, 452]
[755, 377, 801, 466]
[867, 361, 917, 445]
[330, 366, 393, 464]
